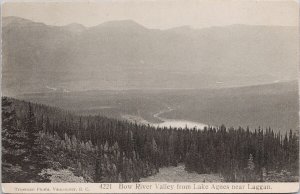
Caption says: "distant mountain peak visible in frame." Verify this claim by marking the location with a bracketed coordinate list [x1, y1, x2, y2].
[2, 16, 36, 27]
[94, 19, 146, 30]
[169, 25, 192, 30]
[166, 25, 194, 34]
[65, 23, 86, 28]
[63, 23, 86, 33]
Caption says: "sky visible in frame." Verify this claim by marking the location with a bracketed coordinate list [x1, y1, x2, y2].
[2, 0, 299, 29]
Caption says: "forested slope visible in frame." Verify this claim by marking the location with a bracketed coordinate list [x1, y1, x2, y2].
[2, 97, 298, 182]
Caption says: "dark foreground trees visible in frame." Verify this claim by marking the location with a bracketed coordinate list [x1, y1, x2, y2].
[2, 97, 27, 182]
[184, 125, 298, 181]
[2, 98, 49, 182]
[2, 97, 299, 182]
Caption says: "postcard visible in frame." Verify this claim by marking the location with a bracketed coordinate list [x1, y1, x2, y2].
[1, 0, 299, 193]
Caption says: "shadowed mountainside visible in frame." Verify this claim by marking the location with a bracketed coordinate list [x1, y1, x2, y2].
[2, 16, 298, 96]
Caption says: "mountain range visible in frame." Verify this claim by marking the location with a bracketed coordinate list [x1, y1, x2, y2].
[2, 16, 298, 96]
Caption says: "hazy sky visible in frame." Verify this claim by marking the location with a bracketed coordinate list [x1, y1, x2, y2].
[2, 0, 299, 29]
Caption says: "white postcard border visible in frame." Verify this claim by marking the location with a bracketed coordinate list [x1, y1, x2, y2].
[1, 182, 299, 193]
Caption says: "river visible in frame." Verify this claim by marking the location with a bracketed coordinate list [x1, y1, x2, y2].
[122, 107, 208, 129]
[151, 107, 207, 129]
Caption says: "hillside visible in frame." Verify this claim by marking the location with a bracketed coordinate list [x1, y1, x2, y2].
[2, 97, 298, 182]
[3, 16, 298, 96]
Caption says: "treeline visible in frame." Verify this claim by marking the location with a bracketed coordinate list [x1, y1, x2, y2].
[2, 97, 299, 182]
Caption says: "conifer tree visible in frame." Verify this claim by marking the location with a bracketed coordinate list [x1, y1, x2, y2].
[2, 97, 27, 182]
[23, 103, 49, 182]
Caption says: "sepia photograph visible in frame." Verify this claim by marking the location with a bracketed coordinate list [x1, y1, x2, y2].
[1, 0, 299, 192]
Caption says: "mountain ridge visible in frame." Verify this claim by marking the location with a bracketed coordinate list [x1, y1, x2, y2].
[3, 16, 297, 31]
[2, 16, 298, 96]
